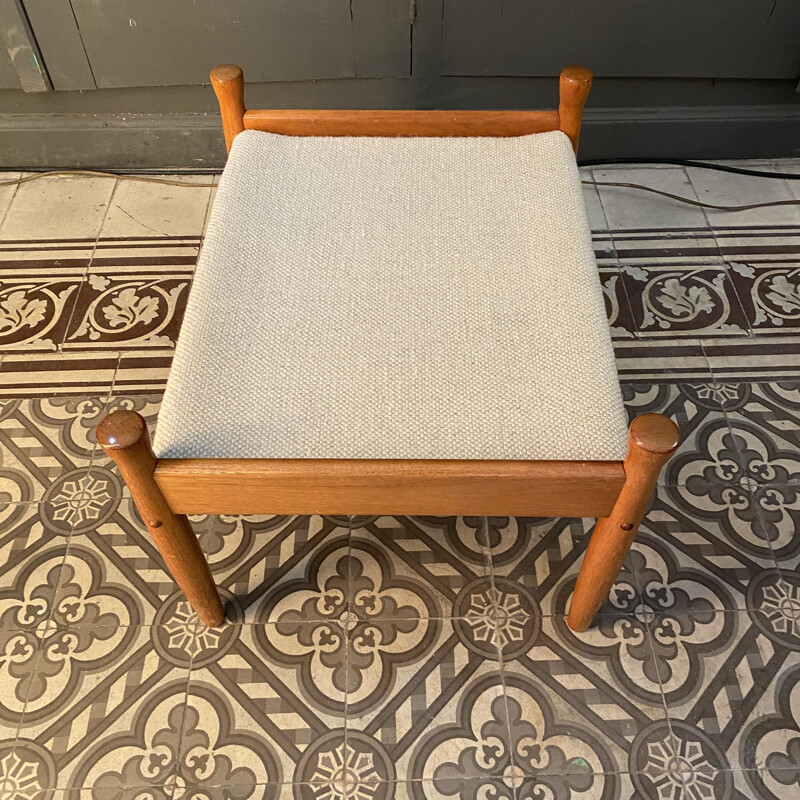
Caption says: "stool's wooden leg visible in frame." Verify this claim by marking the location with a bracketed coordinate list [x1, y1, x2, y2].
[96, 410, 225, 627]
[567, 413, 679, 632]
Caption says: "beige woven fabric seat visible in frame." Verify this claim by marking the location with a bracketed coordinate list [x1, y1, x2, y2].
[153, 128, 628, 461]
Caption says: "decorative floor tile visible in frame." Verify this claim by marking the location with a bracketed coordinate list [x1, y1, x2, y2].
[0, 627, 37, 744]
[484, 516, 590, 605]
[727, 261, 800, 335]
[725, 416, 800, 490]
[736, 768, 800, 800]
[384, 660, 509, 784]
[182, 623, 346, 790]
[614, 338, 713, 382]
[224, 516, 351, 624]
[636, 486, 776, 613]
[349, 517, 491, 620]
[599, 264, 637, 339]
[111, 349, 174, 395]
[63, 246, 196, 352]
[0, 258, 83, 352]
[609, 225, 723, 268]
[346, 617, 471, 737]
[499, 661, 635, 795]
[619, 262, 749, 337]
[0, 397, 109, 505]
[703, 335, 800, 383]
[0, 533, 68, 632]
[753, 482, 800, 570]
[721, 382, 800, 476]
[53, 494, 193, 628]
[8, 623, 189, 791]
[393, 779, 519, 800]
[495, 553, 671, 737]
[656, 611, 800, 782]
[627, 717, 739, 800]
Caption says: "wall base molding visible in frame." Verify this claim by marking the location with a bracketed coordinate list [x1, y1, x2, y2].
[0, 104, 798, 169]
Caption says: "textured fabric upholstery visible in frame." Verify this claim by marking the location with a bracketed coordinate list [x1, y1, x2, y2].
[153, 129, 629, 461]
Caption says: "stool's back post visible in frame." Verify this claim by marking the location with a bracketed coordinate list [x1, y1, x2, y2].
[96, 411, 225, 627]
[558, 66, 593, 154]
[211, 64, 246, 152]
[567, 413, 679, 632]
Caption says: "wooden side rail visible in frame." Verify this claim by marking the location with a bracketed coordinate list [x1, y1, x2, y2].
[153, 457, 626, 517]
[210, 64, 592, 153]
[242, 109, 561, 138]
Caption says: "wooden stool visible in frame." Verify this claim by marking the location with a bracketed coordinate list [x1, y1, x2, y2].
[97, 65, 679, 632]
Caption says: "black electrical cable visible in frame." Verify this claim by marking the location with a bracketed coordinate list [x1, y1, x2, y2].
[579, 157, 800, 180]
[2, 162, 799, 213]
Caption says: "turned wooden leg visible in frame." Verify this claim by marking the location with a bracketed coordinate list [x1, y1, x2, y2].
[96, 410, 225, 627]
[567, 413, 680, 632]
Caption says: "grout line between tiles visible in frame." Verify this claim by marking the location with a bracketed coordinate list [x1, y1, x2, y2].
[58, 178, 120, 353]
[628, 545, 681, 745]
[344, 513, 353, 743]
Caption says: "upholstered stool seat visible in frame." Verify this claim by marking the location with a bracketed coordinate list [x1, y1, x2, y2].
[153, 129, 628, 462]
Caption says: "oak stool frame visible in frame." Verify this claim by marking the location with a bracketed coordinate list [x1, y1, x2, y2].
[96, 65, 680, 633]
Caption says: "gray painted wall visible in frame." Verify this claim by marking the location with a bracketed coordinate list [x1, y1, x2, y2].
[1, 0, 799, 167]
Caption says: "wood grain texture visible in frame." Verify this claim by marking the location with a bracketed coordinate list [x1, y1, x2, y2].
[567, 413, 680, 632]
[96, 411, 225, 627]
[243, 108, 561, 137]
[210, 64, 246, 151]
[558, 65, 593, 153]
[154, 458, 625, 516]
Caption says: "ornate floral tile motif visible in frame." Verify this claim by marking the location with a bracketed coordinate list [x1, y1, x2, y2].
[349, 517, 492, 620]
[727, 261, 800, 335]
[0, 173, 115, 356]
[0, 256, 84, 353]
[652, 613, 800, 797]
[223, 515, 351, 625]
[54, 502, 349, 629]
[719, 382, 800, 481]
[619, 262, 750, 338]
[63, 237, 199, 352]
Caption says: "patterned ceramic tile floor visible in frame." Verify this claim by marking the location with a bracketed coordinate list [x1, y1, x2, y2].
[0, 164, 799, 800]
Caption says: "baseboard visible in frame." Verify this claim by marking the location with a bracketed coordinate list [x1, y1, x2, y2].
[0, 104, 798, 169]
